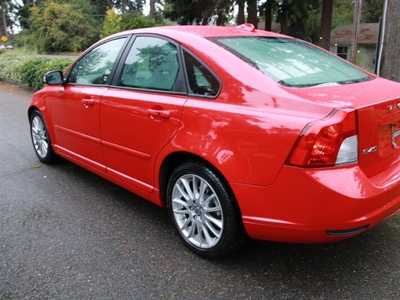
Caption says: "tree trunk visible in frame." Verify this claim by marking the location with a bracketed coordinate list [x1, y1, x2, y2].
[246, 0, 258, 29]
[149, 0, 156, 19]
[237, 0, 245, 25]
[1, 0, 8, 37]
[380, 0, 400, 82]
[264, 0, 272, 31]
[319, 0, 333, 50]
[281, 0, 288, 34]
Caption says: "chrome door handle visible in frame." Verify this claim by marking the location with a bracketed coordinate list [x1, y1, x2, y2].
[147, 109, 171, 119]
[81, 98, 95, 108]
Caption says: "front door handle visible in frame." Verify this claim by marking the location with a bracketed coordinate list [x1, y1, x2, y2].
[81, 98, 95, 108]
[147, 109, 171, 119]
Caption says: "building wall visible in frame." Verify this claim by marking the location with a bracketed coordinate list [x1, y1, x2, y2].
[330, 44, 377, 73]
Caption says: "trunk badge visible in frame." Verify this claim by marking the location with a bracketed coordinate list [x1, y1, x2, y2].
[362, 146, 378, 155]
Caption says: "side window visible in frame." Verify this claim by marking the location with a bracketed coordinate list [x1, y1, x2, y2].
[183, 50, 220, 97]
[68, 38, 126, 85]
[119, 36, 179, 91]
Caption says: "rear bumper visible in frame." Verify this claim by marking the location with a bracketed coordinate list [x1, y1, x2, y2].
[231, 164, 400, 243]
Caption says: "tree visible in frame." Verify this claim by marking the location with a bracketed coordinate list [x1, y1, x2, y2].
[90, 0, 113, 17]
[113, 0, 145, 14]
[236, 0, 245, 25]
[149, 0, 157, 19]
[9, 0, 40, 30]
[247, 0, 258, 27]
[379, 0, 400, 82]
[0, 0, 14, 36]
[273, 0, 321, 41]
[362, 0, 384, 23]
[101, 8, 123, 37]
[121, 11, 157, 29]
[164, 0, 217, 25]
[260, 0, 273, 30]
[29, 2, 99, 53]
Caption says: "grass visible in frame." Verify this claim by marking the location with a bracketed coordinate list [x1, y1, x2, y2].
[0, 49, 39, 83]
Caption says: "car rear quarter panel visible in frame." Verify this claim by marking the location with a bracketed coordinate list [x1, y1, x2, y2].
[162, 94, 329, 187]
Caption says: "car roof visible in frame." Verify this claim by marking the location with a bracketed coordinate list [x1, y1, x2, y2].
[109, 24, 287, 40]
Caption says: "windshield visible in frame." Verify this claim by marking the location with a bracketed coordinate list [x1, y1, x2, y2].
[211, 37, 371, 88]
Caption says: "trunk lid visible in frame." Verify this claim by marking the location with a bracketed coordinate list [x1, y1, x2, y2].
[287, 77, 400, 177]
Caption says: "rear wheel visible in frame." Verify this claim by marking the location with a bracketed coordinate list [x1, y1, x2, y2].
[30, 110, 57, 163]
[166, 161, 243, 258]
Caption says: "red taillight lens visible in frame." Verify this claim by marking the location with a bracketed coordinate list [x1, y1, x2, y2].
[287, 108, 358, 167]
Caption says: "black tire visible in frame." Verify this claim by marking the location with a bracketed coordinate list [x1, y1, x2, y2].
[166, 160, 244, 259]
[29, 110, 57, 164]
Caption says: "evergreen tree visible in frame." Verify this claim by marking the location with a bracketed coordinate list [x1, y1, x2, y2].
[29, 2, 99, 53]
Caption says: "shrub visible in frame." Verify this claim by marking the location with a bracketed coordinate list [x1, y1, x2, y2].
[19, 57, 72, 90]
[0, 49, 34, 82]
[11, 30, 38, 50]
[122, 15, 158, 30]
[0, 49, 73, 89]
[19, 57, 51, 90]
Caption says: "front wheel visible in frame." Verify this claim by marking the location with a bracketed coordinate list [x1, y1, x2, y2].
[166, 161, 244, 258]
[30, 110, 57, 164]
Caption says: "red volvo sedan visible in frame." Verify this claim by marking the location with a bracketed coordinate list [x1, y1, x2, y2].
[28, 24, 400, 258]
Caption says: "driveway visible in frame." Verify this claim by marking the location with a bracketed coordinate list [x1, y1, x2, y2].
[0, 82, 399, 299]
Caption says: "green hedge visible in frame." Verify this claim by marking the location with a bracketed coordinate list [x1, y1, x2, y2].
[0, 50, 73, 90]
[19, 57, 73, 90]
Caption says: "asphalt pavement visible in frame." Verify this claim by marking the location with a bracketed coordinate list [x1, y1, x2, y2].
[0, 82, 400, 299]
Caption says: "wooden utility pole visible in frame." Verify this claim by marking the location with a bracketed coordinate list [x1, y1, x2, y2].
[350, 0, 362, 64]
[319, 0, 333, 50]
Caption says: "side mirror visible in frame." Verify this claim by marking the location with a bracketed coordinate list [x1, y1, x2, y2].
[43, 71, 64, 85]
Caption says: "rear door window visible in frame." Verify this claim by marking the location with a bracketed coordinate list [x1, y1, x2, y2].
[118, 36, 180, 91]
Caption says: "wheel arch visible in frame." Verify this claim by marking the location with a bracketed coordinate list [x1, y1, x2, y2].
[28, 106, 58, 155]
[158, 151, 241, 215]
[28, 105, 39, 119]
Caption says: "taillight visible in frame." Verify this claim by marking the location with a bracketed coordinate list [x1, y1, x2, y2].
[287, 108, 358, 167]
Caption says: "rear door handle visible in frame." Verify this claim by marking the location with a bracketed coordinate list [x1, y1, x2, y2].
[147, 109, 171, 119]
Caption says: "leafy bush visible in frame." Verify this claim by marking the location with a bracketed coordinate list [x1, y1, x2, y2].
[0, 49, 73, 89]
[122, 15, 158, 30]
[0, 49, 34, 82]
[19, 57, 72, 90]
[19, 57, 51, 90]
[11, 30, 38, 51]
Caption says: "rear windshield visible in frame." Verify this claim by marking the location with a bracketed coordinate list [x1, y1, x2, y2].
[211, 37, 371, 88]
